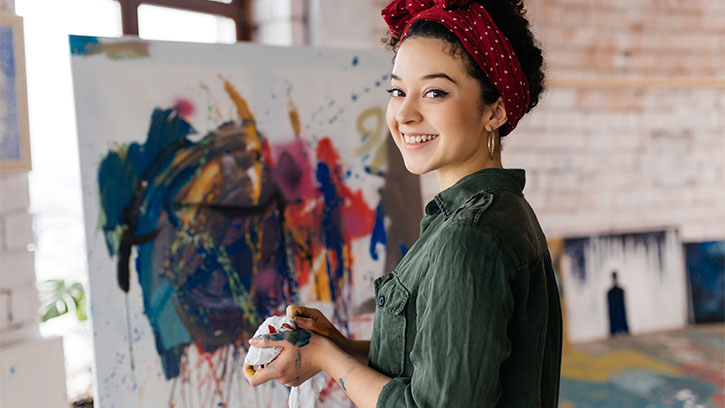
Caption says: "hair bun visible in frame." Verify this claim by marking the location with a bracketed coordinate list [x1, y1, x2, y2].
[433, 0, 473, 9]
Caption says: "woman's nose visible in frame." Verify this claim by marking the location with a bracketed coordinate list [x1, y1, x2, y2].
[395, 98, 422, 124]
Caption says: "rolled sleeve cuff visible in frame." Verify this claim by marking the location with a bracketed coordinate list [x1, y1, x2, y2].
[378, 376, 413, 408]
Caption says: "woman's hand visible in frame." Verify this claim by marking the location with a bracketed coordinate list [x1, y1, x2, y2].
[243, 329, 333, 387]
[286, 305, 349, 351]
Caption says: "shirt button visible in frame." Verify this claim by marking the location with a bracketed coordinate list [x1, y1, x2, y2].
[377, 296, 385, 307]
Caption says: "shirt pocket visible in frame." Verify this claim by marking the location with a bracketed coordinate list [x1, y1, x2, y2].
[371, 273, 410, 377]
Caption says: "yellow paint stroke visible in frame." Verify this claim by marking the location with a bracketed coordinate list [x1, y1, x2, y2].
[355, 106, 385, 157]
[562, 349, 684, 382]
[244, 365, 256, 377]
[288, 99, 301, 136]
[313, 254, 332, 302]
[81, 40, 150, 60]
[220, 76, 255, 121]
[184, 160, 221, 203]
[355, 106, 388, 174]
[220, 77, 263, 203]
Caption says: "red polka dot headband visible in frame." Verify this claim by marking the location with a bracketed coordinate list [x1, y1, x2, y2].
[382, 0, 530, 136]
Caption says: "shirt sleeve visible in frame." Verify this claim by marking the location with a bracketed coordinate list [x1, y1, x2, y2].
[377, 222, 515, 408]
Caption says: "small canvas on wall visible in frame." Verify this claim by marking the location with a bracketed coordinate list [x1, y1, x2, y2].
[0, 12, 31, 172]
[559, 229, 688, 343]
[684, 240, 725, 324]
[71, 36, 419, 407]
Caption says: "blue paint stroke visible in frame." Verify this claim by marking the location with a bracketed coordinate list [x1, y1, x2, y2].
[316, 162, 345, 307]
[398, 243, 409, 258]
[69, 35, 100, 56]
[0, 26, 20, 161]
[369, 202, 386, 261]
[685, 241, 725, 323]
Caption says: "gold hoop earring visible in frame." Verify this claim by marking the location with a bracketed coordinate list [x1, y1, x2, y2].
[487, 132, 495, 161]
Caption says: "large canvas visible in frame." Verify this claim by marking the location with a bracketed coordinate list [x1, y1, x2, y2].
[559, 229, 688, 343]
[0, 12, 31, 172]
[684, 241, 725, 324]
[71, 36, 420, 407]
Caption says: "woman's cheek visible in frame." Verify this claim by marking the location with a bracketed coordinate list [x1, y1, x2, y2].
[385, 99, 399, 137]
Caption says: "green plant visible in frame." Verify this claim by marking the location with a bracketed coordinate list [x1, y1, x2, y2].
[37, 279, 88, 322]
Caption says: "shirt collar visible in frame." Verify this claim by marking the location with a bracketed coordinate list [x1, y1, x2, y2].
[425, 168, 526, 217]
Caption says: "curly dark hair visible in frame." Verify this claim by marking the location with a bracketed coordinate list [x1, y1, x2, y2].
[384, 0, 545, 130]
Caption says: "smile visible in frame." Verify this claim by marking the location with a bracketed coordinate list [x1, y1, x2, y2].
[403, 134, 438, 145]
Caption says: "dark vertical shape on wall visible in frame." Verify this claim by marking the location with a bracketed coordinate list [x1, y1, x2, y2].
[607, 271, 630, 335]
[381, 135, 423, 275]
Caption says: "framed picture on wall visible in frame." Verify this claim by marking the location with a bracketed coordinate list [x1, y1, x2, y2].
[0, 12, 32, 173]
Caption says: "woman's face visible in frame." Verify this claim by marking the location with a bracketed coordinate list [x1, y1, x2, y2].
[386, 36, 496, 189]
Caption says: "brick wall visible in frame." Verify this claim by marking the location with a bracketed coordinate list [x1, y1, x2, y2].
[0, 173, 40, 341]
[300, 0, 725, 242]
[508, 0, 725, 241]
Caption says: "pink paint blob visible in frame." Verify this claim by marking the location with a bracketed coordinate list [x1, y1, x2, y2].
[271, 138, 314, 202]
[173, 98, 195, 118]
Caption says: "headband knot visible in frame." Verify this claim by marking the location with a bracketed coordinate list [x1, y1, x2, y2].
[381, 0, 530, 135]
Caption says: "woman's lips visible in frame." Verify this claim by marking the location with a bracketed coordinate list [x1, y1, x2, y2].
[402, 132, 438, 149]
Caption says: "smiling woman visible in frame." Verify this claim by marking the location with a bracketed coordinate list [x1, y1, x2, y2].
[245, 1, 562, 407]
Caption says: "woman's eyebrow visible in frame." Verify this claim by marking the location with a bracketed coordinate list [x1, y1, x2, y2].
[390, 73, 457, 84]
[422, 73, 457, 84]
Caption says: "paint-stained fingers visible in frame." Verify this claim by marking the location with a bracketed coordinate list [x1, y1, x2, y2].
[249, 333, 286, 349]
[246, 363, 283, 386]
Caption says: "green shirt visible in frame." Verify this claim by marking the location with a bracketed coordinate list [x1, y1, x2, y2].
[368, 168, 562, 407]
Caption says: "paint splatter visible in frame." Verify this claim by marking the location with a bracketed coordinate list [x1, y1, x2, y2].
[69, 35, 150, 60]
[173, 99, 194, 118]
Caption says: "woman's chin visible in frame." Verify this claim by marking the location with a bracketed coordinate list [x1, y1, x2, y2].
[402, 159, 432, 176]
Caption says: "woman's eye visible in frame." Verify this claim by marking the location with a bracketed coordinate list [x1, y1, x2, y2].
[424, 89, 449, 98]
[386, 88, 404, 98]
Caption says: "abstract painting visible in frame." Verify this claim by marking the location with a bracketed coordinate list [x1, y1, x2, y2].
[684, 241, 725, 324]
[71, 36, 419, 407]
[559, 229, 688, 344]
[0, 12, 31, 172]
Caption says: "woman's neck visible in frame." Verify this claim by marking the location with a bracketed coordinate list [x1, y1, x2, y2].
[436, 159, 503, 191]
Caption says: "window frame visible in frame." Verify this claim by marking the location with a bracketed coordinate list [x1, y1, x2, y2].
[117, 0, 252, 41]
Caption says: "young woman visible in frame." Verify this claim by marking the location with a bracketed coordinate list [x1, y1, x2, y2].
[244, 0, 562, 406]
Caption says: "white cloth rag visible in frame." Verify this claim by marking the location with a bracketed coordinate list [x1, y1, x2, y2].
[244, 316, 326, 408]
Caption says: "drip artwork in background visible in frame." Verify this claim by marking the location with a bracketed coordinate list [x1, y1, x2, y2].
[71, 36, 420, 407]
[559, 229, 688, 344]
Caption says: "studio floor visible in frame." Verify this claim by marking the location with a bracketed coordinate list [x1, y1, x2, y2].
[559, 324, 725, 408]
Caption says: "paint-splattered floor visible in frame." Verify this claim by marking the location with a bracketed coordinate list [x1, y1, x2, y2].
[559, 324, 725, 408]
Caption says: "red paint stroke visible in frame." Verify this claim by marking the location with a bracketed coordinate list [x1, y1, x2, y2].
[194, 342, 225, 406]
[681, 362, 725, 387]
[268, 325, 277, 334]
[173, 98, 195, 118]
[281, 323, 294, 331]
[711, 392, 725, 408]
[315, 138, 375, 239]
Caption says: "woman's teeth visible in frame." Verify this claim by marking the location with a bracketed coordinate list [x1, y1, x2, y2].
[404, 134, 438, 144]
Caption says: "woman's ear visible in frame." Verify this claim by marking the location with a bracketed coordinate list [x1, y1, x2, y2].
[484, 97, 508, 132]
